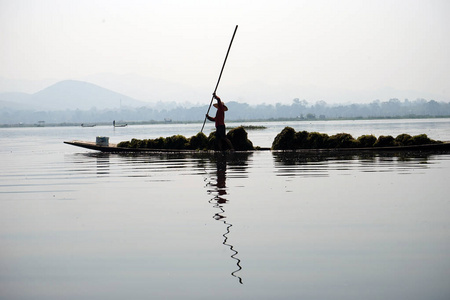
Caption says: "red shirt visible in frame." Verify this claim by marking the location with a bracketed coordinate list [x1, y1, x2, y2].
[214, 100, 225, 126]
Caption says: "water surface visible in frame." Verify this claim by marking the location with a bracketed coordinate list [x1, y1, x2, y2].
[1, 119, 450, 300]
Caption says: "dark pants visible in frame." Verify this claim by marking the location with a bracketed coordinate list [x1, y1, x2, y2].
[216, 125, 226, 139]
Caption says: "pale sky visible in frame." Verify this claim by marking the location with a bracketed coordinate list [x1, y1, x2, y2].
[1, 0, 449, 104]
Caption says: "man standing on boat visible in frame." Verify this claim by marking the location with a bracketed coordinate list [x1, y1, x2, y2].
[206, 93, 234, 150]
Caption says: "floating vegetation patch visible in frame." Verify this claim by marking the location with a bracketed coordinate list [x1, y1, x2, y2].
[271, 127, 442, 150]
[117, 126, 254, 151]
[227, 125, 267, 130]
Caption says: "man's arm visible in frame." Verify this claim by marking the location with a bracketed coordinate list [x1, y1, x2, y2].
[213, 93, 221, 105]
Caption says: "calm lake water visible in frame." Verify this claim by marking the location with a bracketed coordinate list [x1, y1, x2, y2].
[1, 119, 450, 300]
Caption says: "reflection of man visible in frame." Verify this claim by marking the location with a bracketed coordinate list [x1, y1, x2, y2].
[214, 158, 227, 219]
[216, 158, 227, 197]
[206, 93, 234, 150]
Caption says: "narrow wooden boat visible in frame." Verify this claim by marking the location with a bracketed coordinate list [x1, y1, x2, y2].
[64, 140, 450, 153]
[63, 140, 255, 153]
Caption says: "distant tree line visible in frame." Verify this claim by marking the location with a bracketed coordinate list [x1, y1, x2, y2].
[1, 98, 450, 125]
[225, 98, 450, 120]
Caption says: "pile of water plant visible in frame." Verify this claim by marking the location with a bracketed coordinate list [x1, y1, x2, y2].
[117, 126, 254, 151]
[226, 126, 254, 150]
[227, 125, 267, 130]
[271, 127, 442, 150]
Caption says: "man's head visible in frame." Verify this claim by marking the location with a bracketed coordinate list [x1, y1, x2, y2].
[213, 103, 228, 111]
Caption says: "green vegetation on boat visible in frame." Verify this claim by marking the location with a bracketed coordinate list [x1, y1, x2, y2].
[115, 125, 443, 152]
[117, 126, 254, 151]
[271, 126, 442, 150]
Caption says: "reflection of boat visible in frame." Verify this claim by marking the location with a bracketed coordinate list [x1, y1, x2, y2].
[273, 149, 441, 165]
[81, 123, 96, 127]
[64, 140, 450, 153]
[278, 142, 450, 153]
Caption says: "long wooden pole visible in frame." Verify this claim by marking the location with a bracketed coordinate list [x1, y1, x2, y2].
[200, 25, 238, 133]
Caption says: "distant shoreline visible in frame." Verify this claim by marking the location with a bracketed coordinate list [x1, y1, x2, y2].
[1, 115, 449, 128]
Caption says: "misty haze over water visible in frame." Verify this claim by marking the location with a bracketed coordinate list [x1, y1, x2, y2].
[2, 97, 449, 125]
[1, 80, 449, 125]
[0, 80, 449, 126]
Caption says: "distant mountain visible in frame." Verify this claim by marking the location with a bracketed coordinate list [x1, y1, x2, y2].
[0, 80, 147, 111]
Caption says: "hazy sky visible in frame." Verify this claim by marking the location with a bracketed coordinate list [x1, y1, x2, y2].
[1, 0, 449, 104]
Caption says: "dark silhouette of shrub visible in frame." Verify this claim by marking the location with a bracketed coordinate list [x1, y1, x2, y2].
[164, 135, 188, 149]
[306, 132, 329, 149]
[227, 126, 254, 150]
[207, 132, 217, 150]
[373, 135, 396, 147]
[410, 134, 434, 145]
[357, 135, 377, 147]
[188, 132, 208, 150]
[156, 137, 166, 149]
[411, 134, 442, 145]
[272, 127, 296, 150]
[145, 137, 164, 149]
[271, 127, 442, 150]
[118, 134, 202, 150]
[117, 141, 130, 148]
[395, 134, 412, 146]
[294, 130, 309, 148]
[130, 138, 143, 148]
[327, 133, 360, 148]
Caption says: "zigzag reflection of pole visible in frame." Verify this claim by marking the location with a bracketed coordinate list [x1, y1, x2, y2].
[222, 217, 243, 284]
[210, 196, 243, 284]
[205, 163, 243, 284]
